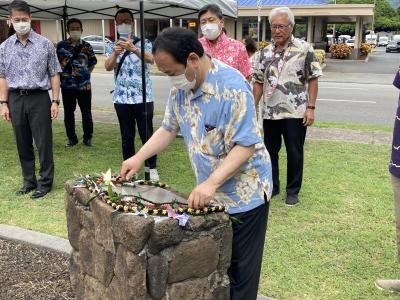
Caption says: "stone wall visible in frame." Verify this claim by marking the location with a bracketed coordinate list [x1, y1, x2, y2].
[64, 181, 233, 300]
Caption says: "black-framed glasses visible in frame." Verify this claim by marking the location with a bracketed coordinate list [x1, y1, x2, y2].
[271, 24, 291, 30]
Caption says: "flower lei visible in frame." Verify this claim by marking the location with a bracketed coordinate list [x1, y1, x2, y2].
[75, 170, 225, 219]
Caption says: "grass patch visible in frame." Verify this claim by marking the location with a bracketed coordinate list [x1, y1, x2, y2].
[0, 120, 398, 299]
[314, 120, 393, 133]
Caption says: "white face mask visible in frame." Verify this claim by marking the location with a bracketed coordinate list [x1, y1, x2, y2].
[201, 23, 221, 41]
[168, 63, 196, 92]
[12, 21, 31, 35]
[69, 31, 81, 40]
[117, 23, 132, 36]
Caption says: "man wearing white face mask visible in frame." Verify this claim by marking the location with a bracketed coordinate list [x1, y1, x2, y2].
[198, 4, 252, 80]
[121, 28, 273, 300]
[0, 0, 62, 199]
[105, 8, 159, 181]
[57, 18, 97, 147]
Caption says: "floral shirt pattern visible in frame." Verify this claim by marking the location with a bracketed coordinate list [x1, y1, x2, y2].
[57, 38, 97, 91]
[162, 58, 272, 214]
[253, 36, 322, 120]
[105, 34, 153, 104]
[0, 30, 61, 89]
[199, 32, 252, 78]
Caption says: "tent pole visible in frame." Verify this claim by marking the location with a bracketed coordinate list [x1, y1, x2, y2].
[62, 5, 67, 40]
[140, 0, 150, 181]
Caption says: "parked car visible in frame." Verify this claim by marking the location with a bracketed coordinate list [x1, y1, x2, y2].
[82, 35, 112, 53]
[386, 40, 400, 53]
[378, 36, 389, 47]
[345, 39, 355, 48]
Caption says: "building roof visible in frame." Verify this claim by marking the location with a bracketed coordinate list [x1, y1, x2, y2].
[238, 0, 330, 6]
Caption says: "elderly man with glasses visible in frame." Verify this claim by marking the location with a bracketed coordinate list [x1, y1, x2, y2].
[253, 6, 322, 206]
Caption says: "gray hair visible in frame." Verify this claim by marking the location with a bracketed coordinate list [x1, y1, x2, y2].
[269, 7, 295, 26]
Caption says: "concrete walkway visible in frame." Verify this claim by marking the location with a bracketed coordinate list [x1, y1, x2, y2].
[58, 109, 393, 146]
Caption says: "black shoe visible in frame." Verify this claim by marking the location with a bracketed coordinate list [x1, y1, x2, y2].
[30, 190, 48, 199]
[285, 194, 299, 206]
[271, 188, 280, 198]
[65, 140, 78, 147]
[16, 186, 36, 195]
[83, 139, 93, 147]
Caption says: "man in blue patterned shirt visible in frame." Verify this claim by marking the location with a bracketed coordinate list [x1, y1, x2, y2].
[57, 18, 97, 147]
[120, 28, 272, 300]
[0, 0, 62, 199]
[105, 8, 159, 181]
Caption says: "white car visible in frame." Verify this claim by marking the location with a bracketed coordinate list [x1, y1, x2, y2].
[345, 39, 355, 48]
[82, 35, 112, 54]
[378, 36, 389, 47]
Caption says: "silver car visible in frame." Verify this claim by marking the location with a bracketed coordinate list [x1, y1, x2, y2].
[386, 40, 400, 53]
[82, 35, 112, 54]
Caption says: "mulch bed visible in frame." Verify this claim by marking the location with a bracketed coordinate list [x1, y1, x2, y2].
[0, 239, 75, 300]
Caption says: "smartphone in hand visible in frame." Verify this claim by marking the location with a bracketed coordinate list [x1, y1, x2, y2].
[119, 33, 129, 40]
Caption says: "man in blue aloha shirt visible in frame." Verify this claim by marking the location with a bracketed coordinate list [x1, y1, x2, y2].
[105, 8, 159, 181]
[57, 18, 97, 147]
[120, 28, 272, 300]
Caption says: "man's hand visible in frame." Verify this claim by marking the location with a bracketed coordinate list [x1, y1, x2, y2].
[188, 179, 219, 209]
[120, 156, 143, 181]
[303, 108, 314, 126]
[113, 43, 124, 55]
[51, 103, 59, 120]
[1, 104, 10, 122]
[118, 39, 138, 54]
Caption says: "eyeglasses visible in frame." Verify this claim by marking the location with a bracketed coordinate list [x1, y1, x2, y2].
[271, 24, 291, 30]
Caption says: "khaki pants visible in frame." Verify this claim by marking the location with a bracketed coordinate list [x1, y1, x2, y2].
[393, 174, 400, 263]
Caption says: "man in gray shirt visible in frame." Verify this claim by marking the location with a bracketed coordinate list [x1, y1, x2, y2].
[0, 0, 62, 199]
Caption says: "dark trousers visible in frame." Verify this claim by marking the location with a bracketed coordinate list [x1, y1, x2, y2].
[8, 91, 54, 192]
[114, 102, 157, 168]
[62, 89, 93, 142]
[263, 118, 307, 196]
[229, 202, 269, 300]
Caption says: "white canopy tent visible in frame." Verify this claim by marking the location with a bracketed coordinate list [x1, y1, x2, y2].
[0, 0, 238, 179]
[0, 0, 237, 20]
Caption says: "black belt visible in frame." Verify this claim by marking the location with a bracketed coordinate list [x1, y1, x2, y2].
[9, 89, 47, 96]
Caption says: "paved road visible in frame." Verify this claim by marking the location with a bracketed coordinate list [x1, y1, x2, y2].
[88, 49, 400, 126]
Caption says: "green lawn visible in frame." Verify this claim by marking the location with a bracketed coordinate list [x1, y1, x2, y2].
[0, 120, 398, 299]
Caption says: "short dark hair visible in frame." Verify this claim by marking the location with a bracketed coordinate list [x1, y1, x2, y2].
[245, 38, 257, 55]
[198, 4, 223, 20]
[153, 27, 204, 66]
[8, 0, 30, 16]
[115, 8, 133, 21]
[67, 18, 82, 31]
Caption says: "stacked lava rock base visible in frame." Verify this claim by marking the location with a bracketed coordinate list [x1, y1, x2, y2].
[64, 178, 232, 300]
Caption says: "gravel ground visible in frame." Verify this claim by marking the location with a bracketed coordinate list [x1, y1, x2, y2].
[0, 239, 75, 300]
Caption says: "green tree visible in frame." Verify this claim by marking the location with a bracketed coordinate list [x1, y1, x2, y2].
[332, 0, 400, 31]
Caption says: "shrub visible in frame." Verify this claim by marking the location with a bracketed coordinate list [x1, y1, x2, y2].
[314, 49, 326, 65]
[360, 43, 373, 55]
[329, 44, 352, 59]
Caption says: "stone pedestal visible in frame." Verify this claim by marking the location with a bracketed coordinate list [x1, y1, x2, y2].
[64, 180, 232, 300]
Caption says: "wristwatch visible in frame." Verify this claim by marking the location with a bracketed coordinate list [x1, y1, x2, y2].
[307, 105, 316, 110]
[52, 99, 60, 105]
